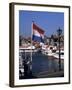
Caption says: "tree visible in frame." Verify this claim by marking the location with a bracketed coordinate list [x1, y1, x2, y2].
[19, 35, 23, 46]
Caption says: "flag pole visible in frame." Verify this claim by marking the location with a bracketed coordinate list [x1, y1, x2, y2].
[30, 21, 34, 75]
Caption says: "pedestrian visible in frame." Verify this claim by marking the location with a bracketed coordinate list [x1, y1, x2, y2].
[23, 60, 28, 77]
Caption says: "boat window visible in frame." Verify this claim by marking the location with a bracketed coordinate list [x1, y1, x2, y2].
[60, 53, 64, 55]
[50, 47, 53, 49]
[56, 52, 59, 54]
[56, 52, 64, 55]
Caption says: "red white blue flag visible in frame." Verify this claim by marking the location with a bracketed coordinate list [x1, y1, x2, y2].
[32, 23, 44, 43]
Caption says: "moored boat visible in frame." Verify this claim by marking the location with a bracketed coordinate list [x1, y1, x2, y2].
[53, 50, 64, 60]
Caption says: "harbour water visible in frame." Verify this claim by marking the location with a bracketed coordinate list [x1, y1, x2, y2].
[32, 52, 64, 77]
[19, 51, 64, 79]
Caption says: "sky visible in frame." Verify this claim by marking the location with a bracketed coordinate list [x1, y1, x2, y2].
[19, 10, 64, 37]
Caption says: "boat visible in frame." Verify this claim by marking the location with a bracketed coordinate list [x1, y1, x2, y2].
[19, 46, 38, 53]
[41, 46, 54, 56]
[42, 48, 53, 56]
[47, 50, 54, 56]
[53, 50, 64, 60]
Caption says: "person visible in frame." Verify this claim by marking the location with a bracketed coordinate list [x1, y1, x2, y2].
[19, 70, 22, 78]
[23, 60, 28, 77]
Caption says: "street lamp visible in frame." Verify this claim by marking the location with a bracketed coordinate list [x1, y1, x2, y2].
[57, 27, 62, 71]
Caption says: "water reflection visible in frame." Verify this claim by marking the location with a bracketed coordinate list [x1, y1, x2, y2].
[32, 53, 64, 75]
[19, 51, 64, 79]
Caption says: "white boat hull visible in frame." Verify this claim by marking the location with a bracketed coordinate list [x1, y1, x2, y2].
[53, 51, 64, 60]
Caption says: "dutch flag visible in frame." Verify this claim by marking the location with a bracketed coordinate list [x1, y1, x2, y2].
[32, 23, 45, 43]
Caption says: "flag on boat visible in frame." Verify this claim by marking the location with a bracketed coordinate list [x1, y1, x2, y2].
[32, 23, 45, 43]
